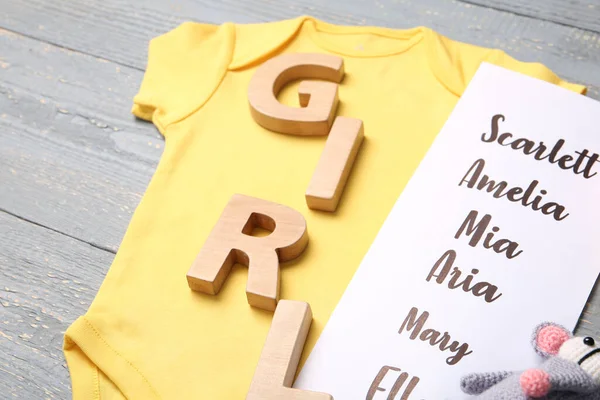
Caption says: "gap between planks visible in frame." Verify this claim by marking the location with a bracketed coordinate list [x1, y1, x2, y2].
[0, 0, 599, 74]
[0, 207, 117, 255]
[0, 26, 143, 72]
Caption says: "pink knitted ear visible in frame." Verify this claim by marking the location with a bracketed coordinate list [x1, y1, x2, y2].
[535, 324, 571, 356]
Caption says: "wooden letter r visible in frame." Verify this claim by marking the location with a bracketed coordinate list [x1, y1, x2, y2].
[187, 194, 308, 311]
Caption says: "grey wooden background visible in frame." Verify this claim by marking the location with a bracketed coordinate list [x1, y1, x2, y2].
[1, 0, 600, 398]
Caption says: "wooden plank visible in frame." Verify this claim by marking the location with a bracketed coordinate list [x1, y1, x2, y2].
[0, 2, 599, 398]
[0, 0, 598, 99]
[462, 0, 600, 33]
[0, 210, 113, 399]
[0, 28, 161, 252]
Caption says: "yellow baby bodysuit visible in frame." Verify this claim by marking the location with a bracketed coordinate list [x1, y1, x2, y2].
[63, 16, 585, 399]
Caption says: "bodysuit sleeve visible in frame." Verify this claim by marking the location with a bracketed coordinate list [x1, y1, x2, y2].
[428, 31, 587, 97]
[484, 48, 586, 95]
[132, 22, 235, 136]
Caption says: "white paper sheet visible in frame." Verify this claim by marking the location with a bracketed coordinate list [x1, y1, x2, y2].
[294, 63, 600, 399]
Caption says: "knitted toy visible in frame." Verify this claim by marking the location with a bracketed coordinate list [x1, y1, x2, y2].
[461, 322, 600, 399]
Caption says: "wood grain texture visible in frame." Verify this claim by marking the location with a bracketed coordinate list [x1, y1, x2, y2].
[0, 0, 599, 100]
[187, 194, 308, 311]
[248, 53, 344, 135]
[462, 0, 600, 33]
[0, 28, 161, 253]
[305, 117, 364, 212]
[247, 301, 332, 400]
[1, 0, 600, 398]
[0, 211, 113, 399]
